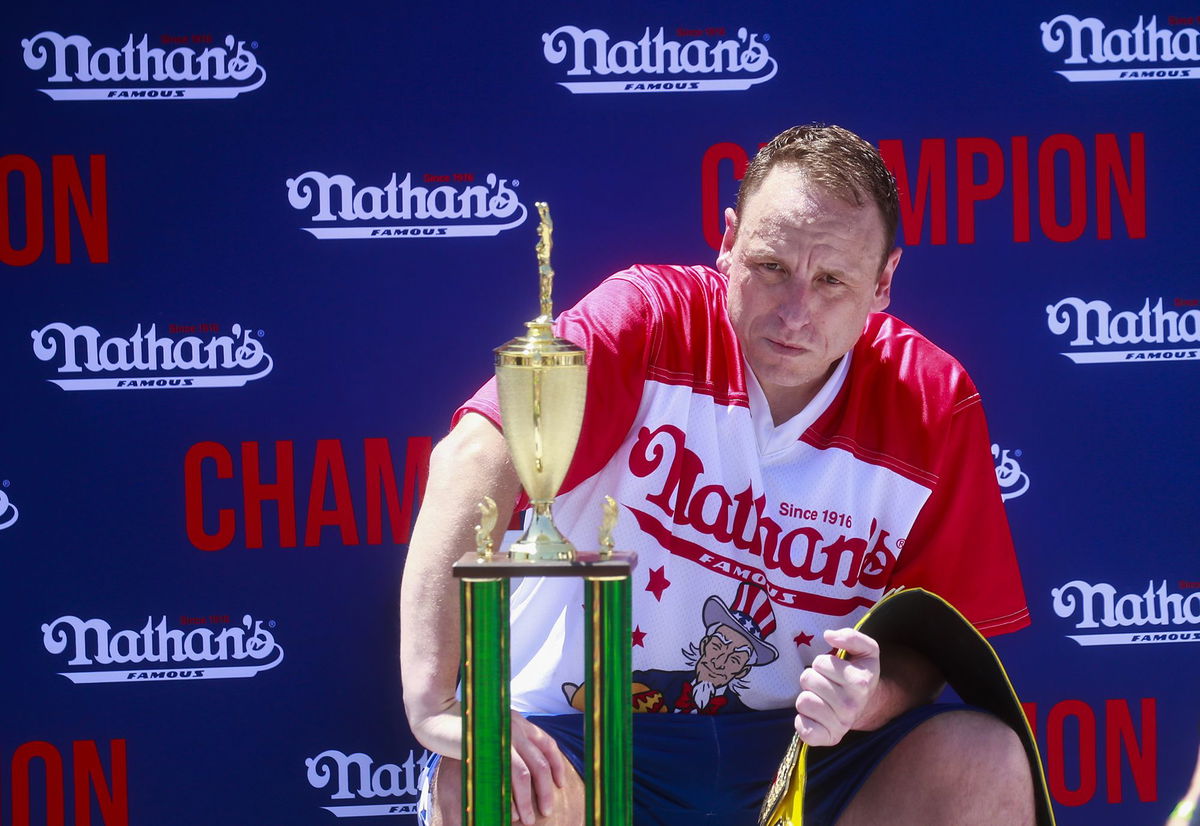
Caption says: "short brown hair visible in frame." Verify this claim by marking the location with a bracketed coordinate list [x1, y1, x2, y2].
[735, 124, 899, 267]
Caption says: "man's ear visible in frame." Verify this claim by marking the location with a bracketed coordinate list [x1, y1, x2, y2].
[873, 246, 902, 313]
[716, 207, 738, 274]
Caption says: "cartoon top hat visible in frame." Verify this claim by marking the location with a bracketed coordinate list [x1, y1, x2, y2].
[702, 581, 780, 667]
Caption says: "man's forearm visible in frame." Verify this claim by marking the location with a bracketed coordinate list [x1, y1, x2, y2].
[399, 413, 521, 757]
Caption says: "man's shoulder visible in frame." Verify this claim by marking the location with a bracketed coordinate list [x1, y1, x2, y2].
[807, 314, 983, 484]
[608, 264, 727, 311]
[604, 265, 743, 400]
[853, 313, 979, 414]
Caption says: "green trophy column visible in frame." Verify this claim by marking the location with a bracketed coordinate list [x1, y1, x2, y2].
[460, 577, 511, 826]
[584, 574, 632, 826]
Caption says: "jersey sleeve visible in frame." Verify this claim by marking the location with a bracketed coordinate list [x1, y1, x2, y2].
[888, 394, 1030, 637]
[452, 270, 659, 501]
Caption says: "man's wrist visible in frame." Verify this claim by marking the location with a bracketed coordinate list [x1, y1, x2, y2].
[852, 649, 943, 732]
[850, 674, 902, 732]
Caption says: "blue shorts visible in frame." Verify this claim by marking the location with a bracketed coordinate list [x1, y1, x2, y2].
[418, 703, 964, 826]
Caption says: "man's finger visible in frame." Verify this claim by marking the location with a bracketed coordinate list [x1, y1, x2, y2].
[508, 750, 539, 825]
[811, 653, 876, 698]
[511, 715, 570, 821]
[514, 714, 567, 789]
[520, 743, 556, 817]
[796, 687, 844, 735]
[823, 627, 880, 661]
[541, 732, 567, 789]
[799, 666, 858, 723]
[794, 701, 837, 747]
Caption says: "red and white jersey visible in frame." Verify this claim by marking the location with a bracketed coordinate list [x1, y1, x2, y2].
[455, 264, 1029, 715]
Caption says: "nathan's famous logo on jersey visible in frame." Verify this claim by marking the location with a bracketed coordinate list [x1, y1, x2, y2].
[542, 25, 776, 93]
[1046, 297, 1200, 363]
[31, 322, 273, 390]
[286, 171, 527, 239]
[0, 480, 17, 531]
[42, 613, 284, 683]
[991, 444, 1029, 502]
[626, 424, 900, 615]
[1041, 14, 1200, 82]
[20, 31, 265, 100]
[306, 749, 431, 818]
[1053, 580, 1200, 646]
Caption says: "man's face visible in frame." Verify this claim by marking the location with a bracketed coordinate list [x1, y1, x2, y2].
[695, 624, 755, 686]
[718, 164, 901, 420]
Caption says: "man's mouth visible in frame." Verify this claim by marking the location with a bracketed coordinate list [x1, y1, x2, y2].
[765, 338, 808, 354]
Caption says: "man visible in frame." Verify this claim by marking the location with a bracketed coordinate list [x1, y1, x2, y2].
[401, 124, 1035, 825]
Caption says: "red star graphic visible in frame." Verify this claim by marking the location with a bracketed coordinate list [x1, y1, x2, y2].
[793, 631, 814, 647]
[645, 566, 671, 601]
[632, 626, 646, 648]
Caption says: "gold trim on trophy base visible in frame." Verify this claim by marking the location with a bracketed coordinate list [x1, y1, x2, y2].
[452, 551, 635, 580]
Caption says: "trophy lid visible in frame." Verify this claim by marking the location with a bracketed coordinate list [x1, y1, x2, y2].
[494, 322, 586, 367]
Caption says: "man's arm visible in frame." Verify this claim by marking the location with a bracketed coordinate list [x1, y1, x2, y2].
[399, 412, 567, 823]
[794, 629, 944, 747]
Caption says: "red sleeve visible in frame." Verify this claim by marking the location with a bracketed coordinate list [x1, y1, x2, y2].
[452, 271, 658, 504]
[889, 395, 1031, 637]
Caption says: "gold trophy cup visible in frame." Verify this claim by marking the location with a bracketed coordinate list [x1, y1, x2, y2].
[493, 202, 587, 561]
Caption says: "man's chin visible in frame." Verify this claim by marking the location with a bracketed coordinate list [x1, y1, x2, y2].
[755, 364, 824, 391]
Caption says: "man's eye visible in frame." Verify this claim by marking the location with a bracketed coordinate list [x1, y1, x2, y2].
[820, 274, 843, 285]
[759, 262, 783, 273]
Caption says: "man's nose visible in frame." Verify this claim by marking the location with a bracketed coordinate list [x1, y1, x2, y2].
[777, 280, 814, 327]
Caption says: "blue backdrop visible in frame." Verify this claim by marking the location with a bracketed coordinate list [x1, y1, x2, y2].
[3, 2, 1197, 823]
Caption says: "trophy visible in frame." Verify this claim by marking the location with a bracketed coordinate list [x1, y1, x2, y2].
[452, 203, 634, 826]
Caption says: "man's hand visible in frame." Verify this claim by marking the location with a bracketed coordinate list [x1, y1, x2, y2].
[794, 627, 881, 747]
[510, 713, 570, 824]
[421, 709, 579, 825]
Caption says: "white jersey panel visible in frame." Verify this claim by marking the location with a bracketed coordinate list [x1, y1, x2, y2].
[507, 379, 932, 714]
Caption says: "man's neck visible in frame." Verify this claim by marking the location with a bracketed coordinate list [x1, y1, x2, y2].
[759, 365, 837, 426]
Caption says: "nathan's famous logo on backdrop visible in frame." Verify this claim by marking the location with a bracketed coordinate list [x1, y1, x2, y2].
[306, 749, 432, 818]
[20, 31, 265, 99]
[31, 321, 273, 389]
[0, 479, 17, 531]
[699, 132, 1145, 250]
[1041, 14, 1200, 82]
[991, 444, 1029, 502]
[1052, 580, 1200, 646]
[542, 25, 776, 93]
[1046, 297, 1200, 363]
[286, 171, 527, 239]
[184, 437, 431, 551]
[43, 613, 284, 683]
